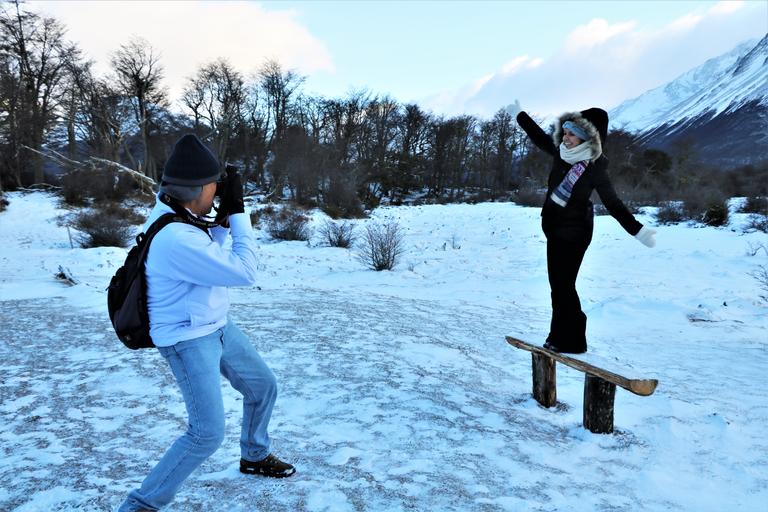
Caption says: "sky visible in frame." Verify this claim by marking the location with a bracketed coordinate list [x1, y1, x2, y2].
[26, 0, 768, 119]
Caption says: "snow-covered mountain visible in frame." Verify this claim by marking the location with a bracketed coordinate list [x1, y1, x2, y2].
[610, 35, 768, 166]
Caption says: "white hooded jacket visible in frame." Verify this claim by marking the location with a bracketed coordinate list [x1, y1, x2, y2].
[143, 199, 258, 347]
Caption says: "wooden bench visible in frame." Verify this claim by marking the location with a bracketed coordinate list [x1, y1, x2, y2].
[506, 336, 658, 434]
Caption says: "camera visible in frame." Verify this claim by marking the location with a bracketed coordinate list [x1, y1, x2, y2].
[215, 164, 239, 198]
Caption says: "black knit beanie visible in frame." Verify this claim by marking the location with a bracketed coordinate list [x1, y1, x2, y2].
[162, 134, 221, 186]
[580, 108, 609, 144]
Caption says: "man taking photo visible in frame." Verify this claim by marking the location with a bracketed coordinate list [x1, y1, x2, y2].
[118, 134, 295, 512]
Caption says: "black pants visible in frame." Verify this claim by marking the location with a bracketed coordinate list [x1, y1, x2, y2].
[546, 236, 590, 352]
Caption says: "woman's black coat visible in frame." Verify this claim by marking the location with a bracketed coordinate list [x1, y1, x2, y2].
[516, 111, 642, 244]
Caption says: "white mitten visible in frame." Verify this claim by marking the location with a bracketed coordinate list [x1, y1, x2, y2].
[635, 226, 656, 248]
[505, 99, 522, 118]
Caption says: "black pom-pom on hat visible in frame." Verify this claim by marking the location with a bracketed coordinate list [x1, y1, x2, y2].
[162, 134, 221, 186]
[579, 108, 609, 144]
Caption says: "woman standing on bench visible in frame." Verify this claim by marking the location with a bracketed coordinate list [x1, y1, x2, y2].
[508, 101, 656, 354]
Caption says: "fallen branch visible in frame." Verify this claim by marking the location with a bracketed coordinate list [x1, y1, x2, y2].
[89, 156, 156, 192]
[21, 145, 156, 195]
[22, 145, 83, 170]
[55, 265, 78, 286]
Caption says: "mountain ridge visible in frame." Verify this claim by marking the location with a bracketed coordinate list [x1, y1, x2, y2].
[609, 35, 767, 166]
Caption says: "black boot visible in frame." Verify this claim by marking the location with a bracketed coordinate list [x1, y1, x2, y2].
[240, 454, 296, 478]
[544, 341, 586, 354]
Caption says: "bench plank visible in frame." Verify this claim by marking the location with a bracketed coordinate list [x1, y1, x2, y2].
[506, 336, 658, 397]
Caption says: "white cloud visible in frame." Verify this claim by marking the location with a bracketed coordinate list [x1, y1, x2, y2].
[709, 1, 744, 15]
[29, 0, 333, 107]
[471, 73, 496, 94]
[500, 56, 535, 75]
[424, 1, 766, 119]
[564, 18, 636, 53]
[666, 13, 704, 32]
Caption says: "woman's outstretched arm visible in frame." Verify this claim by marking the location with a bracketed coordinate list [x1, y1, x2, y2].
[516, 111, 557, 157]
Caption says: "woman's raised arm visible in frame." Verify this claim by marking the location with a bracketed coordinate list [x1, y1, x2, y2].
[516, 111, 557, 157]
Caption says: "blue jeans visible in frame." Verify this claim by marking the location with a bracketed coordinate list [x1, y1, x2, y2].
[118, 320, 277, 511]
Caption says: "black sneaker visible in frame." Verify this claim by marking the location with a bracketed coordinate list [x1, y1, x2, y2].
[240, 454, 296, 478]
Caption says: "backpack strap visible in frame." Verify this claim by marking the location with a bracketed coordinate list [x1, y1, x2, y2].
[134, 214, 181, 268]
[135, 212, 211, 267]
[145, 212, 184, 239]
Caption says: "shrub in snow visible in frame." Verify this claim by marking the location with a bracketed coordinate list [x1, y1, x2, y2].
[250, 204, 277, 229]
[752, 265, 768, 303]
[702, 199, 729, 227]
[0, 194, 8, 212]
[72, 211, 132, 248]
[513, 187, 545, 207]
[740, 196, 768, 215]
[321, 178, 365, 219]
[60, 169, 135, 205]
[71, 201, 144, 248]
[748, 243, 768, 303]
[319, 220, 356, 248]
[745, 214, 768, 233]
[357, 221, 404, 271]
[266, 206, 311, 241]
[61, 170, 101, 205]
[655, 202, 685, 225]
[676, 189, 728, 226]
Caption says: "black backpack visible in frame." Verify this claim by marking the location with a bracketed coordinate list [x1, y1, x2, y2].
[107, 213, 182, 349]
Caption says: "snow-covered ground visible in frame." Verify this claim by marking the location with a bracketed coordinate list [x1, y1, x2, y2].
[0, 191, 766, 512]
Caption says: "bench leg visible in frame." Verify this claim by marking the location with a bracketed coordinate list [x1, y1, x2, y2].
[532, 353, 556, 407]
[583, 374, 616, 434]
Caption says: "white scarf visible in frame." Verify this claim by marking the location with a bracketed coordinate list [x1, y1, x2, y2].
[559, 141, 596, 164]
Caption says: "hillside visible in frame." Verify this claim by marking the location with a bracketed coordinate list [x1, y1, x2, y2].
[610, 35, 768, 166]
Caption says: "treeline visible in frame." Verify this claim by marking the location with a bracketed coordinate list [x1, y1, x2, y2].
[1, 1, 765, 218]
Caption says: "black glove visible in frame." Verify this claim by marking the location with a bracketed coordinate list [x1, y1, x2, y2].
[214, 166, 243, 225]
[214, 182, 231, 225]
[226, 170, 244, 215]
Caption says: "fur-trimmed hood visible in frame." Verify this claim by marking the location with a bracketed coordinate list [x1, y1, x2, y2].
[552, 108, 609, 161]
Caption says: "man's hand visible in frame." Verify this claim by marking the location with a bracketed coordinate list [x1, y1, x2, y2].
[214, 165, 244, 226]
[215, 186, 231, 226]
[226, 170, 244, 215]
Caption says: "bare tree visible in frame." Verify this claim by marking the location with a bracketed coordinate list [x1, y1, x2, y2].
[272, 123, 319, 204]
[258, 59, 305, 149]
[255, 59, 305, 196]
[357, 96, 401, 203]
[85, 79, 135, 164]
[471, 119, 496, 191]
[428, 115, 474, 198]
[110, 37, 167, 180]
[318, 90, 370, 211]
[182, 58, 245, 164]
[61, 55, 133, 164]
[490, 108, 518, 196]
[295, 94, 326, 145]
[0, 1, 77, 188]
[180, 74, 206, 133]
[240, 82, 269, 186]
[391, 103, 431, 200]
